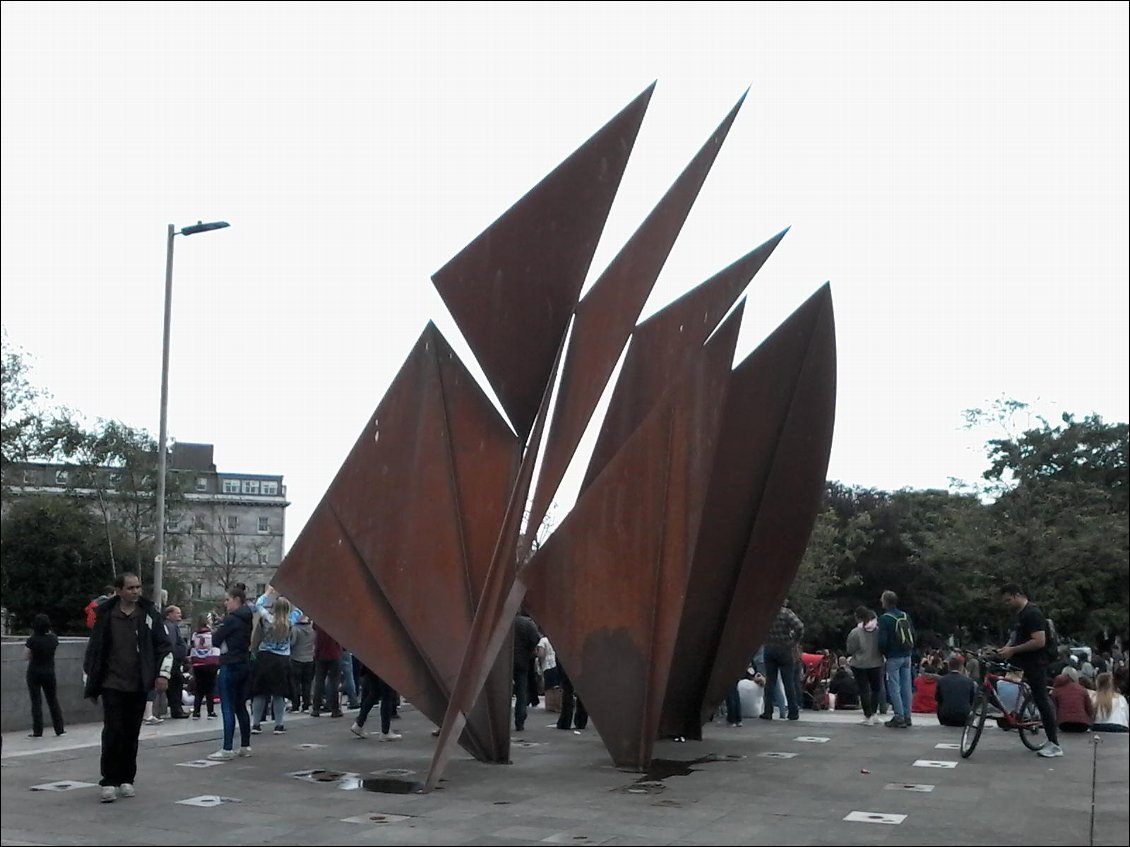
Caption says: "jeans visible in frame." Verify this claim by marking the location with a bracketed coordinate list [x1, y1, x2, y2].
[513, 667, 530, 730]
[99, 688, 147, 786]
[725, 683, 742, 723]
[884, 654, 912, 718]
[340, 652, 358, 706]
[761, 644, 799, 719]
[252, 694, 286, 729]
[217, 662, 251, 751]
[356, 671, 395, 734]
[312, 658, 341, 715]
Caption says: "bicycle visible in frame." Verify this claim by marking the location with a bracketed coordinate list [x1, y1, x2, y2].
[959, 649, 1046, 758]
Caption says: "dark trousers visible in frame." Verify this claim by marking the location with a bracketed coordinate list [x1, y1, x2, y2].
[27, 670, 65, 736]
[557, 671, 588, 730]
[356, 671, 395, 734]
[1025, 665, 1059, 745]
[312, 658, 341, 715]
[192, 665, 218, 716]
[513, 667, 531, 730]
[852, 666, 882, 718]
[290, 660, 314, 711]
[166, 663, 187, 716]
[99, 688, 147, 787]
[761, 644, 800, 719]
[725, 682, 742, 723]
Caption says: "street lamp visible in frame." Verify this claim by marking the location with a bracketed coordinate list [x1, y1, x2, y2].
[153, 220, 230, 605]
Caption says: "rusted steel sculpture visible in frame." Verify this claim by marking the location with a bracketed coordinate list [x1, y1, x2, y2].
[273, 82, 837, 783]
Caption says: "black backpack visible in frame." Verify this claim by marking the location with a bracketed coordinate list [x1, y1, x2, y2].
[1043, 617, 1059, 662]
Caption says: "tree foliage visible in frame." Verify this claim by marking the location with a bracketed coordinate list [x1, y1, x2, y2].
[0, 496, 118, 634]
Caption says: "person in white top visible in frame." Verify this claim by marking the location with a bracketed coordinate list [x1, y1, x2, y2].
[1091, 672, 1129, 733]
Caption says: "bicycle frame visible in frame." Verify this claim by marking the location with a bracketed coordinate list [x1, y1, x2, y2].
[960, 651, 1046, 757]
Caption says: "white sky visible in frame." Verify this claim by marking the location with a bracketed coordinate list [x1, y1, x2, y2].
[2, 3, 1127, 553]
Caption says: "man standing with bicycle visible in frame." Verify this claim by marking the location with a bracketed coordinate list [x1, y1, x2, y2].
[997, 583, 1063, 758]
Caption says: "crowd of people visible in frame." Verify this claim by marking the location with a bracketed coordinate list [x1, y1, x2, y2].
[21, 576, 1128, 805]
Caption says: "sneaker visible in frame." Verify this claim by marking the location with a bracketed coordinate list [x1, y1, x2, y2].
[1037, 742, 1064, 758]
[350, 723, 368, 739]
[100, 785, 117, 803]
[431, 728, 441, 737]
[759, 714, 773, 721]
[118, 783, 135, 798]
[143, 716, 162, 725]
[272, 725, 287, 734]
[904, 716, 914, 727]
[310, 711, 321, 718]
[250, 725, 262, 734]
[330, 712, 344, 718]
[207, 749, 236, 761]
[885, 715, 904, 727]
[207, 713, 217, 719]
[191, 713, 201, 720]
[859, 717, 873, 725]
[237, 747, 253, 758]
[378, 731, 403, 742]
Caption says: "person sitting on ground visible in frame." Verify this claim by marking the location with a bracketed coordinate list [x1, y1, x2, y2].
[828, 663, 859, 709]
[934, 657, 975, 727]
[1051, 666, 1094, 732]
[1091, 672, 1129, 733]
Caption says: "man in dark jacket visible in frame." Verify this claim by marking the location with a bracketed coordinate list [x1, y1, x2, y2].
[934, 657, 976, 726]
[878, 590, 914, 728]
[83, 572, 172, 802]
[162, 605, 189, 718]
[513, 611, 541, 732]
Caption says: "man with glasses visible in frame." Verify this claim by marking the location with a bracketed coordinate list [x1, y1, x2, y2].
[83, 573, 173, 802]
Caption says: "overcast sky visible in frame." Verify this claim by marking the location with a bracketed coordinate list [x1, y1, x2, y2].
[2, 3, 1127, 553]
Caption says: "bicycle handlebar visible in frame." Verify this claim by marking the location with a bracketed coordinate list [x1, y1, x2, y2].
[959, 648, 1023, 676]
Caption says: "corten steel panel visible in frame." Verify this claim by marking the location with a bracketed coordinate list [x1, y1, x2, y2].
[699, 284, 837, 721]
[581, 229, 787, 493]
[424, 336, 563, 791]
[523, 315, 739, 770]
[431, 84, 654, 440]
[659, 283, 837, 739]
[272, 504, 470, 752]
[525, 93, 747, 540]
[274, 322, 521, 762]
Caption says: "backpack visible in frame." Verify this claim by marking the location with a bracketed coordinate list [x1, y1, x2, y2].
[1043, 617, 1059, 662]
[84, 598, 100, 629]
[884, 611, 915, 651]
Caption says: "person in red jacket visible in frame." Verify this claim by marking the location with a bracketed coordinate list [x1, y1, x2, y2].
[1051, 666, 1094, 732]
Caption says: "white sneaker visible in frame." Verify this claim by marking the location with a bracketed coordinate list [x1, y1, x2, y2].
[100, 785, 117, 803]
[237, 747, 252, 758]
[143, 716, 162, 725]
[350, 723, 368, 739]
[117, 783, 135, 798]
[378, 731, 403, 742]
[207, 749, 235, 761]
[1037, 742, 1064, 758]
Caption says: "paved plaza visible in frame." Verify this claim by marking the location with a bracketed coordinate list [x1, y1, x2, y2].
[2, 704, 1125, 846]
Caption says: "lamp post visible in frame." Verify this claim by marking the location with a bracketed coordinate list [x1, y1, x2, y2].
[154, 220, 230, 605]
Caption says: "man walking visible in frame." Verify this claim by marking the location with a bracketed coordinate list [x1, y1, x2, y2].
[998, 583, 1063, 757]
[83, 573, 173, 802]
[759, 599, 803, 721]
[879, 590, 914, 728]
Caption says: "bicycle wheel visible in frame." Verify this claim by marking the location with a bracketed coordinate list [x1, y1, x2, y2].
[961, 692, 987, 758]
[1017, 688, 1048, 751]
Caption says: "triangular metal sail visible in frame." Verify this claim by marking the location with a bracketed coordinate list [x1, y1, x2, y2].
[523, 305, 742, 769]
[525, 93, 748, 540]
[431, 84, 655, 440]
[582, 229, 787, 493]
[274, 322, 521, 762]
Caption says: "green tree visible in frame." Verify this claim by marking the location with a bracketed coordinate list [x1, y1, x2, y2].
[972, 407, 1129, 644]
[1, 334, 50, 481]
[0, 495, 117, 633]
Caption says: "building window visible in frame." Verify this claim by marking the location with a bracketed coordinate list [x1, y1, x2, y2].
[257, 552, 269, 565]
[107, 472, 121, 488]
[222, 479, 240, 494]
[195, 477, 208, 492]
[257, 516, 270, 533]
[55, 469, 69, 485]
[192, 582, 202, 598]
[261, 481, 279, 495]
[227, 516, 238, 531]
[241, 479, 260, 495]
[23, 469, 34, 485]
[167, 514, 180, 532]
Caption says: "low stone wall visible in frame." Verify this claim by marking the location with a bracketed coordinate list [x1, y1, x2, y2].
[2, 637, 102, 732]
